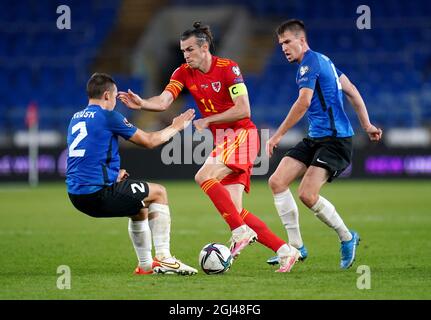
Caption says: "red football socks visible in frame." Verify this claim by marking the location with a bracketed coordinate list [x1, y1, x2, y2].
[200, 179, 244, 230]
[240, 209, 285, 252]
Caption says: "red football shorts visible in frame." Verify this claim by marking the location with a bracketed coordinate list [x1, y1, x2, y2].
[210, 128, 260, 193]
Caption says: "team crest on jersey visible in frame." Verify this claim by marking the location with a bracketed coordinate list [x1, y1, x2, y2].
[211, 81, 221, 92]
[232, 66, 241, 76]
[300, 65, 309, 76]
[123, 118, 133, 128]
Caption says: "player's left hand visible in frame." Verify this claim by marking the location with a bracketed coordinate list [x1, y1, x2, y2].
[117, 169, 129, 182]
[193, 118, 209, 131]
[117, 89, 143, 110]
[365, 124, 383, 142]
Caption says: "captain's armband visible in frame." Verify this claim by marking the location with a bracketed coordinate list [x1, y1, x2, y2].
[228, 83, 248, 99]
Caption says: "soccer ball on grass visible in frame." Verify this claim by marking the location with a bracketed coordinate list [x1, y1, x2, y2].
[198, 243, 233, 275]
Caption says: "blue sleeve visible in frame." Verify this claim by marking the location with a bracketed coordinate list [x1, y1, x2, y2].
[297, 53, 320, 90]
[105, 111, 137, 140]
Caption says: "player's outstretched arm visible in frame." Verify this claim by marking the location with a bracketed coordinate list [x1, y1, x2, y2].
[118, 89, 174, 112]
[339, 74, 382, 142]
[129, 109, 195, 148]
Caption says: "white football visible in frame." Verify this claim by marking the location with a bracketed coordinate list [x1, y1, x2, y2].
[198, 243, 233, 275]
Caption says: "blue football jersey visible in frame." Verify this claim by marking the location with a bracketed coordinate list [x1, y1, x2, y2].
[66, 104, 137, 194]
[296, 49, 354, 138]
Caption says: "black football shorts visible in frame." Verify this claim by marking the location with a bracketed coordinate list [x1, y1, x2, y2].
[68, 179, 150, 218]
[285, 136, 353, 182]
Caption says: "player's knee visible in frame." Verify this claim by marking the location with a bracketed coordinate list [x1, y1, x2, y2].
[195, 170, 211, 185]
[158, 185, 168, 201]
[298, 188, 318, 208]
[268, 174, 285, 193]
[152, 184, 168, 203]
[194, 172, 203, 185]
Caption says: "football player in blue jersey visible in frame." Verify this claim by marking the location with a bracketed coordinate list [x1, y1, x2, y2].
[266, 20, 382, 269]
[66, 73, 198, 275]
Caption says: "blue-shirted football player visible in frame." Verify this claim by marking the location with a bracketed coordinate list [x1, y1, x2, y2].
[66, 73, 197, 275]
[266, 20, 382, 269]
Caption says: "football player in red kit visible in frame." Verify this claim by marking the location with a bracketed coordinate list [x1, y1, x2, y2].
[118, 22, 300, 272]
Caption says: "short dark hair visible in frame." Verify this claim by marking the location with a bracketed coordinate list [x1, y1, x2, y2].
[181, 21, 214, 51]
[276, 19, 307, 39]
[86, 73, 116, 99]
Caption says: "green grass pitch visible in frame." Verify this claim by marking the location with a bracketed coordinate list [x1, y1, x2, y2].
[0, 180, 430, 300]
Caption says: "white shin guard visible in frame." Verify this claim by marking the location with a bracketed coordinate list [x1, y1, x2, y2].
[128, 219, 152, 268]
[274, 189, 303, 248]
[311, 196, 352, 242]
[148, 203, 171, 260]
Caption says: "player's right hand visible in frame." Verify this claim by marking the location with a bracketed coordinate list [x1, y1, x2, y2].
[365, 124, 383, 142]
[117, 89, 143, 110]
[266, 135, 282, 158]
[172, 109, 196, 131]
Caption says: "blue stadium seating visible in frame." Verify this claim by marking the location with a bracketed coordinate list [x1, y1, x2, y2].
[1, 0, 430, 134]
[171, 0, 431, 129]
[0, 0, 143, 134]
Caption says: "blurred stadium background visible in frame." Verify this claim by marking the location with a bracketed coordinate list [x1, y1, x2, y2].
[1, 0, 431, 182]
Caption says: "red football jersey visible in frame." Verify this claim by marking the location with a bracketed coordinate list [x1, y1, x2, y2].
[164, 56, 256, 134]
